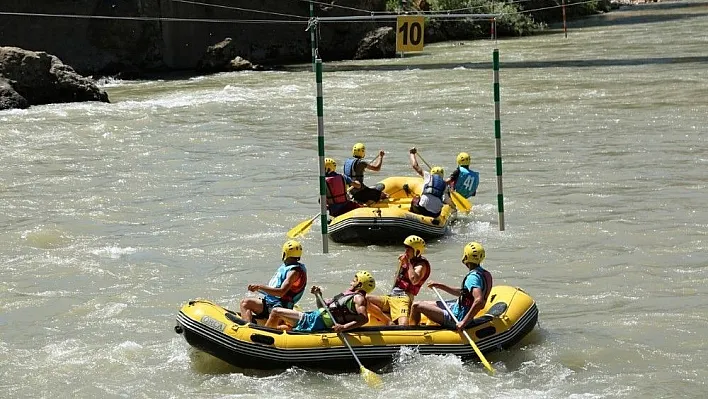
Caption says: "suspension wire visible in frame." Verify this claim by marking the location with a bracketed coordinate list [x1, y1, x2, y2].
[171, 0, 308, 19]
[0, 1, 604, 25]
[289, 0, 374, 14]
[314, 13, 501, 22]
[0, 11, 307, 24]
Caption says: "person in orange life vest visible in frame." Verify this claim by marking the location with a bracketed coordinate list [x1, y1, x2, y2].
[324, 157, 361, 217]
[367, 235, 431, 326]
[445, 152, 480, 198]
[265, 271, 376, 333]
[344, 142, 388, 204]
[408, 147, 450, 218]
[239, 240, 308, 323]
[409, 242, 493, 331]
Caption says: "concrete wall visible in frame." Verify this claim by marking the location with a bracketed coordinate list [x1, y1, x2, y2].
[0, 0, 386, 75]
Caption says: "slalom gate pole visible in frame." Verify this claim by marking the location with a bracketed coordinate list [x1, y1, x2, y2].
[315, 58, 329, 253]
[493, 48, 505, 231]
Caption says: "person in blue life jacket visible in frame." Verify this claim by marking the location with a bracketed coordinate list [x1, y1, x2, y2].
[324, 157, 361, 217]
[445, 152, 480, 198]
[239, 240, 308, 323]
[344, 142, 388, 204]
[408, 147, 450, 218]
[408, 242, 493, 331]
[265, 271, 376, 333]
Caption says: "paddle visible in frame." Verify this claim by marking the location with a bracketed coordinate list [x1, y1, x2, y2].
[315, 292, 382, 388]
[431, 287, 495, 374]
[416, 152, 471, 213]
[450, 190, 472, 213]
[286, 213, 319, 239]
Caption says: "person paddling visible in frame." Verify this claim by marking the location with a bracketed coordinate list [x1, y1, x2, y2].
[324, 157, 361, 217]
[367, 235, 431, 325]
[265, 271, 376, 333]
[446, 152, 480, 199]
[409, 242, 492, 331]
[408, 147, 450, 218]
[344, 142, 388, 204]
[239, 240, 307, 323]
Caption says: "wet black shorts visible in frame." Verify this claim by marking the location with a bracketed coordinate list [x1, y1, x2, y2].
[253, 298, 284, 320]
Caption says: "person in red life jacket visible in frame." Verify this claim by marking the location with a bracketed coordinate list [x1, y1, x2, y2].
[445, 152, 480, 199]
[324, 157, 361, 217]
[344, 142, 388, 204]
[367, 235, 431, 325]
[408, 242, 493, 331]
[408, 147, 450, 218]
[238, 240, 308, 324]
[265, 271, 376, 333]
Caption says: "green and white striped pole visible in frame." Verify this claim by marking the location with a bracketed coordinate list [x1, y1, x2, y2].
[309, 2, 317, 71]
[315, 58, 329, 253]
[493, 48, 505, 231]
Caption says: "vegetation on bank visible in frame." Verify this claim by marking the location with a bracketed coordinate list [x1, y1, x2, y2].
[385, 0, 612, 40]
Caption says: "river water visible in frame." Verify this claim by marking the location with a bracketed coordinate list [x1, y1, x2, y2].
[1, 1, 707, 398]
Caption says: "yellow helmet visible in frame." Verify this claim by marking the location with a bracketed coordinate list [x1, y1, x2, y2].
[352, 142, 366, 158]
[282, 239, 303, 261]
[462, 242, 485, 265]
[324, 157, 337, 174]
[403, 235, 425, 257]
[457, 152, 471, 167]
[431, 166, 444, 177]
[354, 270, 376, 294]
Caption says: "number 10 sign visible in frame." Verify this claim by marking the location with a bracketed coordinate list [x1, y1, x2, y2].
[396, 15, 425, 53]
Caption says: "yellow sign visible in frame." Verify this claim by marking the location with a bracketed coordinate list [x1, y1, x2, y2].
[396, 15, 425, 53]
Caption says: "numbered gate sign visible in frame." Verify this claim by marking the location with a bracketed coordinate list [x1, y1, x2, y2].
[396, 15, 425, 52]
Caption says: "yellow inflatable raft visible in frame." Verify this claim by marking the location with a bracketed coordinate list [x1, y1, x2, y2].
[328, 176, 459, 243]
[174, 285, 538, 372]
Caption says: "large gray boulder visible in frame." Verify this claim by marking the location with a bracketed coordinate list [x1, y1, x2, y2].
[0, 46, 109, 111]
[0, 77, 28, 110]
[354, 27, 396, 60]
[195, 38, 262, 74]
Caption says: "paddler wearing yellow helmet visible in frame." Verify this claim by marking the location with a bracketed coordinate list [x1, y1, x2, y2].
[239, 239, 308, 323]
[343, 142, 389, 204]
[409, 242, 493, 331]
[445, 151, 480, 199]
[265, 270, 376, 333]
[407, 147, 450, 218]
[367, 235, 432, 325]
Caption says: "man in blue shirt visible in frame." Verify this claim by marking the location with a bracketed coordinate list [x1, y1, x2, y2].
[408, 242, 492, 331]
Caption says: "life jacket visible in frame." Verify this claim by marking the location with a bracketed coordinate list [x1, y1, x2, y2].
[454, 167, 479, 198]
[325, 173, 348, 205]
[343, 157, 364, 184]
[326, 290, 363, 323]
[393, 255, 431, 296]
[423, 173, 446, 199]
[458, 267, 493, 310]
[262, 262, 307, 308]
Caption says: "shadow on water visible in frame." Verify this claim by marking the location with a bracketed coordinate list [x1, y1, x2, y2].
[284, 55, 708, 73]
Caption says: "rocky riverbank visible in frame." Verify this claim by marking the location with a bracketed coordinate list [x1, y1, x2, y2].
[0, 47, 109, 111]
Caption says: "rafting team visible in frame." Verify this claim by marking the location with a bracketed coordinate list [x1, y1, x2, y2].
[324, 142, 480, 218]
[238, 237, 493, 334]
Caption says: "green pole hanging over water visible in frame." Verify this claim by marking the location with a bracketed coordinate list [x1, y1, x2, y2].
[493, 47, 505, 231]
[315, 58, 329, 253]
[309, 2, 317, 71]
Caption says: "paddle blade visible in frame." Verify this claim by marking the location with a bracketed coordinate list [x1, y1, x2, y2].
[286, 214, 318, 238]
[451, 191, 471, 213]
[360, 365, 383, 388]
